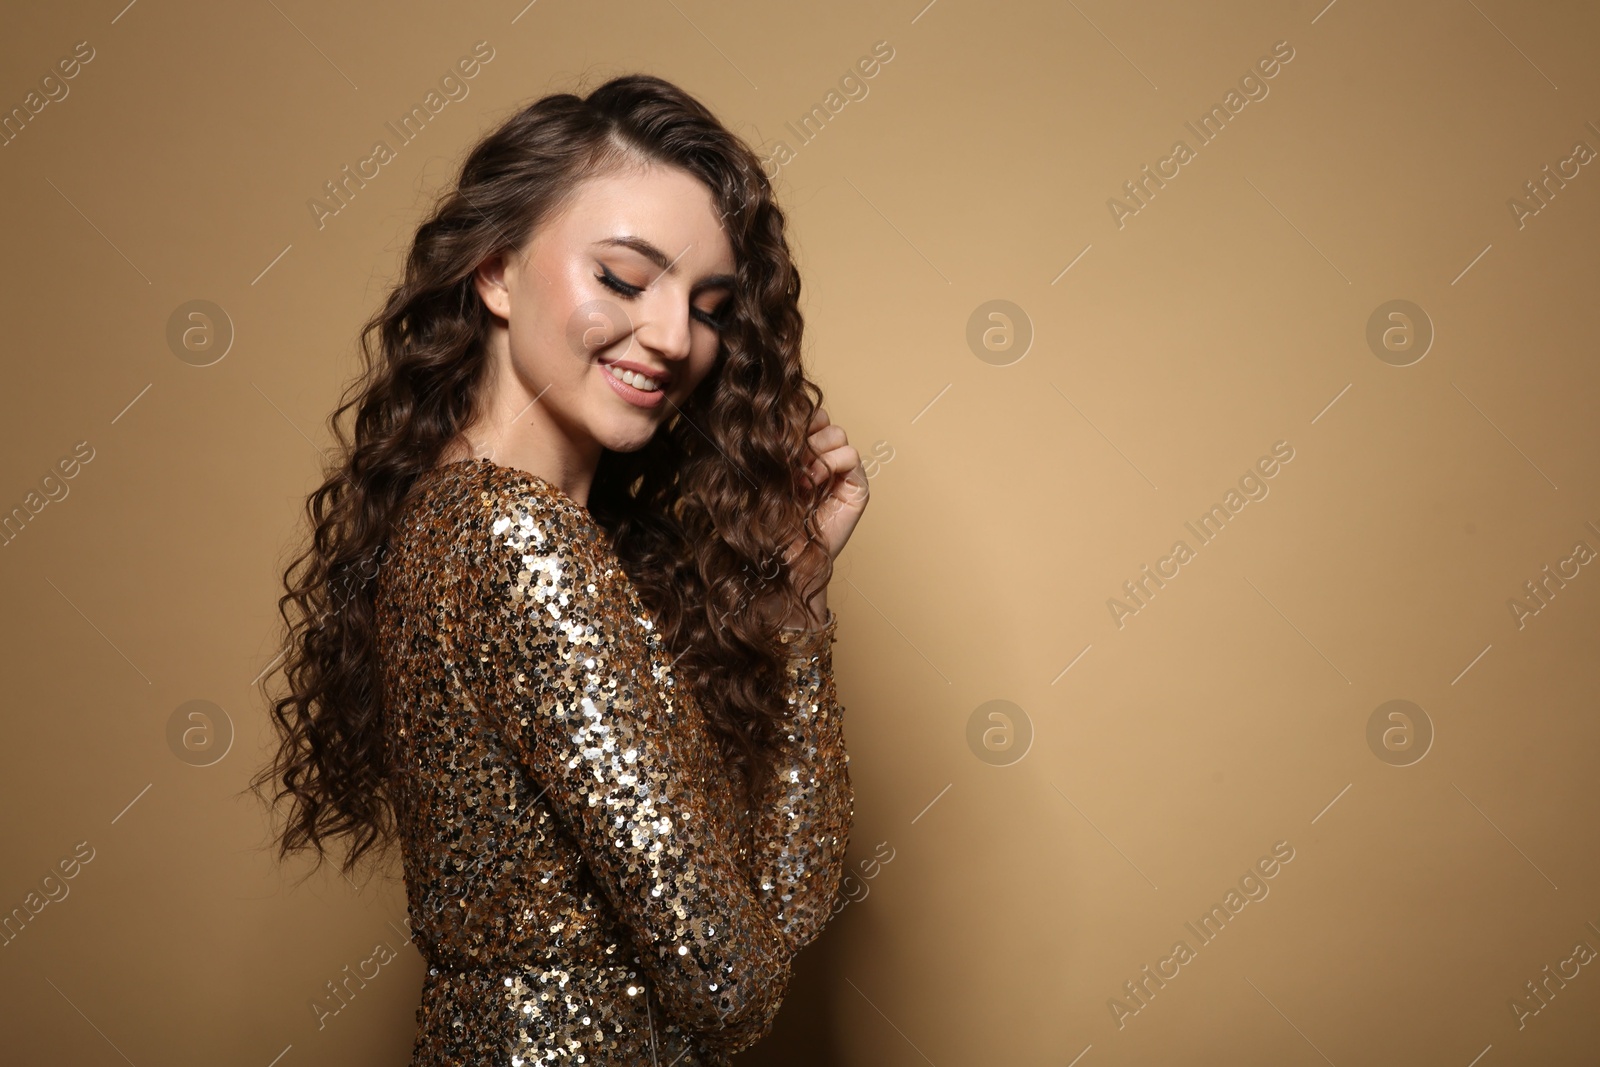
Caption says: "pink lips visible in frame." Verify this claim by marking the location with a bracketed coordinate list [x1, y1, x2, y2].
[599, 359, 667, 409]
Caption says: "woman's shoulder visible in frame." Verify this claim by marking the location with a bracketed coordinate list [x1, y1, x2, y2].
[409, 456, 614, 564]
[403, 457, 639, 639]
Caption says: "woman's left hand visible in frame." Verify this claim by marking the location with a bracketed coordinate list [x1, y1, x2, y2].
[784, 406, 869, 595]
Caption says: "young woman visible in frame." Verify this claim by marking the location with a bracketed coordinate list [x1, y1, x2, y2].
[252, 74, 869, 1064]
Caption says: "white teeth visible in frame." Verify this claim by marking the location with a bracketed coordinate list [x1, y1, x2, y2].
[605, 363, 661, 392]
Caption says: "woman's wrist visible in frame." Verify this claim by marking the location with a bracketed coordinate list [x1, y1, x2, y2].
[777, 586, 829, 632]
[778, 604, 835, 659]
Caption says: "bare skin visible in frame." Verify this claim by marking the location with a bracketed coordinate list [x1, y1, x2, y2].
[443, 161, 867, 629]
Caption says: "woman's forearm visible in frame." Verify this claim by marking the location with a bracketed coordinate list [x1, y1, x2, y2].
[748, 610, 853, 956]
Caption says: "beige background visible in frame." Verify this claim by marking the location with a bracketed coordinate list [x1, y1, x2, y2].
[2, 0, 1598, 1063]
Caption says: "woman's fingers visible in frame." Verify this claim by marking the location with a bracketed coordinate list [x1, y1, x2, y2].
[809, 443, 862, 488]
[806, 425, 848, 469]
[808, 423, 846, 448]
[804, 416, 845, 483]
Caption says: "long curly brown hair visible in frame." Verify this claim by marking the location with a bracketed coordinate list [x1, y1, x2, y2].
[249, 73, 834, 881]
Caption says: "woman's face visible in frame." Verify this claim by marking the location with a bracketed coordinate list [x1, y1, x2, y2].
[473, 163, 737, 461]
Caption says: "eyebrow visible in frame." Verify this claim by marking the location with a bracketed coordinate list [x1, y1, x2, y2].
[595, 235, 735, 293]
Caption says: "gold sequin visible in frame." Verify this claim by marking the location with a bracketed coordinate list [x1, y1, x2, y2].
[375, 456, 853, 1064]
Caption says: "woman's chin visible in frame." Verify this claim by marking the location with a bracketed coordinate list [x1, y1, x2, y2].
[594, 419, 663, 454]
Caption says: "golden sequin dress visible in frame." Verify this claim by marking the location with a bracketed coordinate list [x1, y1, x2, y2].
[374, 457, 854, 1065]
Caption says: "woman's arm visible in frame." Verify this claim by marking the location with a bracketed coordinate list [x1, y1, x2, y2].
[748, 611, 854, 955]
[465, 484, 792, 1051]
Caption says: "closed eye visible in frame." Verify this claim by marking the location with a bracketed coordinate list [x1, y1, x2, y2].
[596, 265, 731, 331]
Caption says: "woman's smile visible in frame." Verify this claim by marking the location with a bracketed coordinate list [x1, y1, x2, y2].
[598, 355, 668, 408]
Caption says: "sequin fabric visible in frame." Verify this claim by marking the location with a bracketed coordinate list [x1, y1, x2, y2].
[374, 457, 853, 1065]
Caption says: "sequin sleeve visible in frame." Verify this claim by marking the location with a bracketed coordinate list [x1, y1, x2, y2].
[470, 485, 795, 1052]
[751, 611, 853, 953]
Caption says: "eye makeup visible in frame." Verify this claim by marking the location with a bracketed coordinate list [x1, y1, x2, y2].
[594, 263, 732, 330]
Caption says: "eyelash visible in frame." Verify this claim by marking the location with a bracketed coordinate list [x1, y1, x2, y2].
[596, 266, 731, 331]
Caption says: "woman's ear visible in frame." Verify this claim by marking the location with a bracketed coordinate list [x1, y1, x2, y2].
[472, 253, 513, 319]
